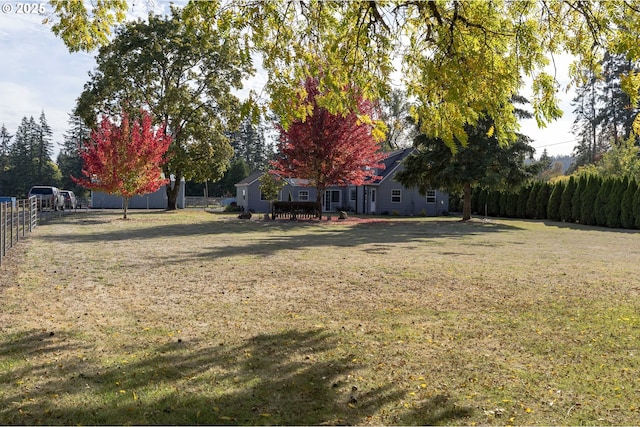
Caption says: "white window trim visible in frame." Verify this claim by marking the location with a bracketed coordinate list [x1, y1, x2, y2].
[298, 190, 309, 201]
[391, 189, 402, 203]
[426, 190, 436, 203]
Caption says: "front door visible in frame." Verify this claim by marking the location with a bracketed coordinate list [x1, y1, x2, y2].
[370, 188, 376, 214]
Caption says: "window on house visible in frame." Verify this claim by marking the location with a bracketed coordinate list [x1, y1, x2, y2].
[299, 190, 309, 201]
[391, 189, 402, 203]
[350, 189, 356, 201]
[260, 191, 268, 201]
[426, 190, 436, 203]
[242, 189, 246, 201]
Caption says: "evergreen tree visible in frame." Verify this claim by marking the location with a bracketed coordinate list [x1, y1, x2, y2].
[228, 117, 274, 172]
[0, 124, 12, 195]
[606, 177, 625, 228]
[487, 190, 500, 217]
[9, 116, 37, 196]
[58, 113, 90, 196]
[634, 182, 640, 229]
[396, 96, 538, 221]
[506, 192, 519, 218]
[526, 181, 541, 219]
[517, 185, 531, 218]
[35, 111, 54, 183]
[621, 179, 637, 229]
[580, 175, 600, 226]
[598, 52, 639, 145]
[572, 175, 587, 222]
[571, 69, 603, 169]
[560, 175, 577, 222]
[476, 188, 488, 216]
[210, 159, 250, 196]
[535, 182, 551, 219]
[499, 191, 509, 217]
[594, 177, 612, 226]
[547, 180, 565, 221]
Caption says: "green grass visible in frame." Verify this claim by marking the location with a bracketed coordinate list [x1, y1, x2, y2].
[1, 210, 639, 425]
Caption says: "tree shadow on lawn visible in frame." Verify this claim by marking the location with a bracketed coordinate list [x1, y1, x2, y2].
[40, 211, 522, 247]
[542, 219, 640, 234]
[194, 219, 522, 260]
[0, 328, 472, 425]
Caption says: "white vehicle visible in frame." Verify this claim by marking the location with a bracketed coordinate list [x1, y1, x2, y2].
[60, 190, 77, 209]
[27, 186, 65, 211]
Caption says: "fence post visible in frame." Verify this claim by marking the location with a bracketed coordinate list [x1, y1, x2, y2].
[9, 202, 13, 249]
[0, 202, 4, 265]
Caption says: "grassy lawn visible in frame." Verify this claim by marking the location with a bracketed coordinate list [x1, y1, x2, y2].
[1, 210, 639, 425]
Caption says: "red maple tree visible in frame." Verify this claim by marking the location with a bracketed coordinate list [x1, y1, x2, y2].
[73, 110, 172, 219]
[271, 78, 386, 216]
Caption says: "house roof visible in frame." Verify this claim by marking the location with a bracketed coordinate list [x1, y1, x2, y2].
[234, 148, 416, 187]
[235, 171, 265, 186]
[366, 147, 415, 185]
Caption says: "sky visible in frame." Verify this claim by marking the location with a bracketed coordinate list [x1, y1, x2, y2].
[1, 1, 579, 160]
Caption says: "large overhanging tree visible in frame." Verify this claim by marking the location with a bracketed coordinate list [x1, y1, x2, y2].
[49, 1, 640, 148]
[74, 6, 254, 209]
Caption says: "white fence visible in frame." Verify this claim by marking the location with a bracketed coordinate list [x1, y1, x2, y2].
[0, 196, 38, 266]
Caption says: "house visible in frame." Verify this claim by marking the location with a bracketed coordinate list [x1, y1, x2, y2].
[235, 148, 448, 216]
[91, 177, 186, 209]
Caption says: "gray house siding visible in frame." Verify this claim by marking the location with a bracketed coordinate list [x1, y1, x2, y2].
[235, 149, 449, 216]
[375, 168, 449, 216]
[91, 180, 186, 209]
[236, 177, 322, 213]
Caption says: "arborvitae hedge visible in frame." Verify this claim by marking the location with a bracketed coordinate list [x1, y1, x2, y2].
[547, 180, 564, 221]
[517, 185, 530, 218]
[469, 175, 640, 230]
[594, 177, 612, 227]
[572, 175, 587, 222]
[621, 179, 637, 229]
[560, 176, 576, 222]
[526, 182, 540, 219]
[535, 182, 550, 220]
[606, 178, 625, 229]
[581, 175, 600, 226]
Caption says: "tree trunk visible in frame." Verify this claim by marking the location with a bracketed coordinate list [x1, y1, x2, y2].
[166, 172, 182, 211]
[123, 196, 129, 219]
[316, 190, 322, 219]
[462, 182, 472, 221]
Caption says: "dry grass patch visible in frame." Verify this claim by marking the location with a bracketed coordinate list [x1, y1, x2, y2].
[1, 210, 639, 425]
